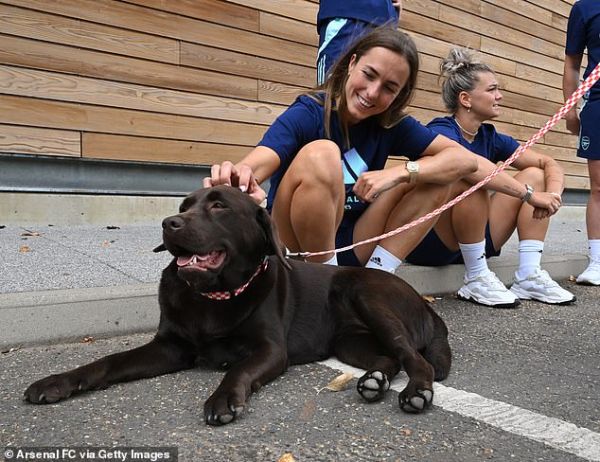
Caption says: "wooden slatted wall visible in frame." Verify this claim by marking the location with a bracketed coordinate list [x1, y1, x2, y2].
[0, 0, 586, 190]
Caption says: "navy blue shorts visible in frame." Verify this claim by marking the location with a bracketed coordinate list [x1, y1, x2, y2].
[335, 223, 362, 267]
[577, 95, 600, 160]
[405, 224, 500, 266]
[317, 18, 372, 84]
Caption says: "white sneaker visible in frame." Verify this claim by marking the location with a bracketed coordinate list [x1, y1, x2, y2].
[457, 270, 520, 308]
[510, 269, 576, 305]
[576, 259, 600, 286]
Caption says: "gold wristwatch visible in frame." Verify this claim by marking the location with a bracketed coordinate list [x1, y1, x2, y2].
[406, 161, 419, 184]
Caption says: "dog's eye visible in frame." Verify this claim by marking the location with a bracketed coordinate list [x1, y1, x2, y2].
[210, 201, 226, 210]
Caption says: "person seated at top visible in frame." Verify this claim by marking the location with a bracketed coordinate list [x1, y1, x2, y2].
[317, 0, 402, 84]
[204, 27, 483, 273]
[406, 47, 575, 308]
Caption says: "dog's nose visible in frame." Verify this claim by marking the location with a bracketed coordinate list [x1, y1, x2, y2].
[162, 216, 185, 231]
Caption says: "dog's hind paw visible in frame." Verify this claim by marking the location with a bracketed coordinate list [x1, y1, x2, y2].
[357, 370, 390, 402]
[398, 388, 433, 413]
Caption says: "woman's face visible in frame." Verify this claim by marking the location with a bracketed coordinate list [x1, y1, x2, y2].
[344, 46, 410, 125]
[467, 71, 503, 120]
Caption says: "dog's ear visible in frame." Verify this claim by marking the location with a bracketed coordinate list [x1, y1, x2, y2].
[256, 207, 291, 270]
[153, 243, 167, 253]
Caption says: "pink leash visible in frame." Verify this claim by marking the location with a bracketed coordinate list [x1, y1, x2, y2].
[290, 63, 600, 259]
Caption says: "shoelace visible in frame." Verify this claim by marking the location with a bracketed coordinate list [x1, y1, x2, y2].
[529, 269, 560, 288]
[477, 272, 507, 291]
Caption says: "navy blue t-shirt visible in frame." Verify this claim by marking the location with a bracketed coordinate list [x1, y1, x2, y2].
[566, 0, 600, 100]
[427, 116, 519, 163]
[258, 95, 437, 227]
[317, 0, 399, 29]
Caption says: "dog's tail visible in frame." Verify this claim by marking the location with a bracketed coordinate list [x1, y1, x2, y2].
[422, 313, 452, 381]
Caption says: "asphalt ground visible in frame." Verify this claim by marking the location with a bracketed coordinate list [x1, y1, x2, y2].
[1, 282, 599, 462]
[1, 205, 599, 461]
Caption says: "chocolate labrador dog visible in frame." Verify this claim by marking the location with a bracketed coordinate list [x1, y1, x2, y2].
[24, 186, 451, 425]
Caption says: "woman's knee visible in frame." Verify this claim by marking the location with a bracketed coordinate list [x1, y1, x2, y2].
[453, 186, 488, 215]
[588, 162, 600, 198]
[288, 140, 343, 186]
[414, 182, 452, 208]
[514, 167, 545, 190]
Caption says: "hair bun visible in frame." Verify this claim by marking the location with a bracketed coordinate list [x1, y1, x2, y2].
[440, 48, 476, 76]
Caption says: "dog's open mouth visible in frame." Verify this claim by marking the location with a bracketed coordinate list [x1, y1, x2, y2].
[176, 251, 226, 271]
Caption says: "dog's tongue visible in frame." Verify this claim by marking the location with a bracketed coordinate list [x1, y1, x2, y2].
[177, 251, 225, 270]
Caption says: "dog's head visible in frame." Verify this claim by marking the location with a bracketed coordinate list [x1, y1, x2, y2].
[154, 185, 289, 291]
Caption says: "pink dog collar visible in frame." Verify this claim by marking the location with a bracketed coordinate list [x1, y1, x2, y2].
[200, 258, 269, 300]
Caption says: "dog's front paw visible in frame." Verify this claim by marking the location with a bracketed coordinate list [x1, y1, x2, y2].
[398, 381, 433, 413]
[24, 374, 79, 404]
[357, 370, 390, 402]
[203, 391, 246, 426]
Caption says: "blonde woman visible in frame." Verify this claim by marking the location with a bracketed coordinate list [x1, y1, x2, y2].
[406, 48, 575, 307]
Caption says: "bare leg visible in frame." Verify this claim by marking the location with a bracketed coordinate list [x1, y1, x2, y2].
[489, 167, 548, 248]
[271, 140, 345, 263]
[490, 167, 575, 303]
[436, 182, 518, 308]
[576, 160, 600, 284]
[353, 182, 451, 264]
[434, 181, 489, 250]
[586, 160, 600, 240]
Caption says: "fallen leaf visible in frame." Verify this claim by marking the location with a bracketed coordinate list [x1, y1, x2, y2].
[1, 346, 21, 354]
[323, 372, 354, 392]
[277, 454, 296, 462]
[422, 295, 435, 303]
[19, 245, 31, 253]
[21, 231, 42, 237]
[481, 447, 494, 458]
[81, 336, 95, 344]
[568, 275, 576, 282]
[400, 428, 413, 436]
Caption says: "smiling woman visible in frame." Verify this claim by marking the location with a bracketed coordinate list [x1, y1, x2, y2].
[406, 48, 575, 308]
[204, 27, 479, 273]
[344, 46, 409, 125]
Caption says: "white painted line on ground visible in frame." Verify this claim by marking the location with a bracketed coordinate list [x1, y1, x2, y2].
[320, 358, 600, 462]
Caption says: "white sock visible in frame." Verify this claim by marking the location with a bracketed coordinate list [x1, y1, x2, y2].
[459, 240, 489, 279]
[365, 245, 402, 273]
[322, 254, 338, 266]
[589, 239, 600, 261]
[516, 239, 544, 279]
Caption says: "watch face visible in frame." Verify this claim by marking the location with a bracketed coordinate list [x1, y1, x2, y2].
[407, 161, 418, 183]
